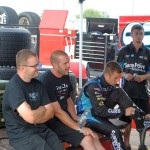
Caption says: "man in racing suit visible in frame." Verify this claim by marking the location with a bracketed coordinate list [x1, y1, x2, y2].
[76, 61, 147, 150]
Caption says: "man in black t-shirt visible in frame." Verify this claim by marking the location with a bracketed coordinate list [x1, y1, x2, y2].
[38, 50, 105, 150]
[116, 24, 150, 150]
[2, 49, 64, 150]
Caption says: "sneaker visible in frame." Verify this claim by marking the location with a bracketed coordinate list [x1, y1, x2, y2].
[138, 145, 148, 150]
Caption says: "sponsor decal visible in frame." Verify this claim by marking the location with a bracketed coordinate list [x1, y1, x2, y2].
[97, 97, 105, 101]
[124, 62, 145, 72]
[111, 130, 122, 150]
[99, 101, 104, 106]
[94, 88, 101, 91]
[108, 109, 121, 114]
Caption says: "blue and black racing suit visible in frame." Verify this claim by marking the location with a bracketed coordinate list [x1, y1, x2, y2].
[76, 74, 146, 150]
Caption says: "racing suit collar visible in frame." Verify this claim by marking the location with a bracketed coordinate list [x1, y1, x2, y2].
[100, 74, 111, 88]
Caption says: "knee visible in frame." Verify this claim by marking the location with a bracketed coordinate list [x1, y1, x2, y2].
[93, 133, 100, 141]
[80, 135, 94, 147]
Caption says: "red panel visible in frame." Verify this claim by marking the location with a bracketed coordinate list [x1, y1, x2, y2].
[39, 10, 76, 66]
[118, 16, 150, 48]
[69, 61, 87, 79]
[39, 10, 68, 29]
[39, 36, 65, 65]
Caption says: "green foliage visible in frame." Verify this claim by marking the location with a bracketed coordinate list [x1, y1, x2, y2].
[76, 8, 109, 19]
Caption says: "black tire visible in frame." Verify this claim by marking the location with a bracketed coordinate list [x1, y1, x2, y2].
[0, 6, 19, 25]
[18, 12, 41, 35]
[69, 72, 77, 103]
[0, 28, 31, 66]
[0, 67, 17, 80]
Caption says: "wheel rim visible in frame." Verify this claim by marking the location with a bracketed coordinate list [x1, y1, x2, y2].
[19, 17, 30, 25]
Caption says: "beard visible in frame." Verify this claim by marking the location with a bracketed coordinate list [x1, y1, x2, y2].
[58, 66, 69, 76]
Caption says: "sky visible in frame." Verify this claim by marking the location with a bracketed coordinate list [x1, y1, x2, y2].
[1, 0, 150, 19]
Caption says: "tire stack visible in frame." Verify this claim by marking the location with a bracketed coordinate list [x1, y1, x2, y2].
[18, 11, 41, 54]
[0, 6, 31, 127]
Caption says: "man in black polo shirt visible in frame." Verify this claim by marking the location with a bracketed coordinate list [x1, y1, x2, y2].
[116, 24, 150, 150]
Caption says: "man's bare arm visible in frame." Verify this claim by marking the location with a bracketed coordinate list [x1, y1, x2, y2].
[17, 101, 54, 124]
[67, 97, 79, 122]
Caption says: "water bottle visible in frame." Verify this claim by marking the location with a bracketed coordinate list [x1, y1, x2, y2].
[78, 109, 91, 127]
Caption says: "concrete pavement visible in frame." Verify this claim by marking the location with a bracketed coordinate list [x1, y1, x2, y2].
[130, 128, 150, 150]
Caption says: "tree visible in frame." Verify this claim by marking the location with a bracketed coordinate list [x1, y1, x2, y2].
[76, 8, 109, 19]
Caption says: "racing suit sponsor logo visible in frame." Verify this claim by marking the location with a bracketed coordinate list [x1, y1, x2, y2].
[94, 88, 101, 91]
[111, 130, 122, 150]
[124, 62, 145, 72]
[108, 109, 121, 114]
[99, 101, 104, 106]
[97, 97, 105, 101]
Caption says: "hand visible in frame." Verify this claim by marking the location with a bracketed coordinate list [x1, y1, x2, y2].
[125, 107, 135, 116]
[125, 73, 134, 81]
[73, 115, 80, 122]
[134, 75, 144, 83]
[80, 127, 96, 138]
[145, 114, 150, 119]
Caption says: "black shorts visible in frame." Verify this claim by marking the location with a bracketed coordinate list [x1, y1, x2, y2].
[10, 128, 64, 150]
[48, 121, 85, 147]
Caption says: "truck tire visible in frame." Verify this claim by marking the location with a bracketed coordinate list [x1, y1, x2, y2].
[0, 28, 31, 66]
[18, 12, 41, 35]
[69, 72, 77, 103]
[0, 67, 17, 80]
[0, 6, 19, 25]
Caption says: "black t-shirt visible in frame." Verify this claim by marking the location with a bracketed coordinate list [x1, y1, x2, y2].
[38, 70, 73, 127]
[2, 74, 51, 142]
[39, 70, 73, 111]
[117, 42, 150, 100]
